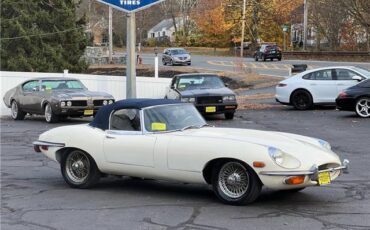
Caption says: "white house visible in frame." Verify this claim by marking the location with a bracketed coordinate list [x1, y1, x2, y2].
[147, 18, 183, 43]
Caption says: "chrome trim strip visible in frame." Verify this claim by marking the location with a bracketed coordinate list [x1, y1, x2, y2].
[33, 141, 65, 148]
[260, 159, 349, 176]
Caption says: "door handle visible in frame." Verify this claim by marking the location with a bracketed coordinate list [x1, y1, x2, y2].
[105, 135, 116, 139]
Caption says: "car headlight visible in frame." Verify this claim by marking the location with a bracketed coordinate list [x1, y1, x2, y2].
[181, 97, 196, 103]
[318, 139, 331, 150]
[223, 95, 236, 101]
[103, 100, 108, 106]
[66, 101, 72, 107]
[268, 147, 301, 169]
[60, 101, 66, 107]
[108, 100, 114, 104]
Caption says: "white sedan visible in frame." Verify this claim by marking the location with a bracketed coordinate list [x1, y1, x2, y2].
[33, 99, 349, 205]
[276, 66, 370, 110]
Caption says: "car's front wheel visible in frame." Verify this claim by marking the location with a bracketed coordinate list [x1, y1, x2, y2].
[44, 103, 59, 123]
[61, 150, 101, 189]
[225, 112, 235, 120]
[212, 161, 261, 205]
[10, 100, 26, 120]
[355, 97, 370, 118]
[291, 90, 313, 110]
[162, 59, 166, 65]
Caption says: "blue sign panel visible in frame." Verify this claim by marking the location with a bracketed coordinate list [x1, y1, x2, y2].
[97, 0, 165, 13]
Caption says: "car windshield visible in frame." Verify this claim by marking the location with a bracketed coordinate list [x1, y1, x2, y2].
[176, 75, 225, 91]
[171, 49, 187, 55]
[41, 80, 85, 91]
[352, 67, 370, 78]
[144, 104, 207, 132]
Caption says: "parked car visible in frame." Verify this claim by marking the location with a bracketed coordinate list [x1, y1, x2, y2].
[162, 48, 191, 66]
[275, 66, 370, 110]
[254, 44, 282, 61]
[165, 73, 238, 119]
[336, 79, 370, 118]
[3, 77, 115, 123]
[33, 99, 349, 205]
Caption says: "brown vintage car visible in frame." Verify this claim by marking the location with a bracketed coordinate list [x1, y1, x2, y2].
[3, 77, 115, 123]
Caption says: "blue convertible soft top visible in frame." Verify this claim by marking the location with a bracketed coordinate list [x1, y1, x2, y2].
[90, 98, 181, 130]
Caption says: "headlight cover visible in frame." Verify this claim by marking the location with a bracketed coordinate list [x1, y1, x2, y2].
[223, 95, 236, 101]
[181, 97, 196, 103]
[318, 139, 331, 150]
[268, 147, 301, 169]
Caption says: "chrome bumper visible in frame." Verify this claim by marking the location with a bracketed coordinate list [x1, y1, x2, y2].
[260, 159, 349, 176]
[33, 140, 65, 152]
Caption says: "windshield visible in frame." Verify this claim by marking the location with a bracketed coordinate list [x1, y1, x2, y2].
[352, 67, 370, 78]
[144, 104, 207, 132]
[41, 80, 85, 91]
[176, 75, 225, 91]
[171, 49, 187, 55]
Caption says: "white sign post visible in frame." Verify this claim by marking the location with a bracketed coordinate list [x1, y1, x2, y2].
[97, 0, 165, 99]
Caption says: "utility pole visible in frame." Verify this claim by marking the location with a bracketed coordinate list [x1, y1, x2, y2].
[108, 6, 113, 63]
[303, 0, 308, 50]
[240, 0, 247, 58]
[126, 12, 136, 98]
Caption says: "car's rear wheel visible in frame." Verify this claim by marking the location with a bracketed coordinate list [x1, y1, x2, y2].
[11, 100, 26, 120]
[61, 150, 101, 189]
[225, 112, 235, 120]
[291, 90, 313, 110]
[44, 103, 59, 123]
[355, 97, 370, 118]
[212, 161, 261, 205]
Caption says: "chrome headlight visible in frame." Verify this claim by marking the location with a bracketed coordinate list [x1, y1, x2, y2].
[66, 101, 72, 107]
[103, 100, 108, 106]
[223, 95, 236, 101]
[108, 100, 114, 104]
[181, 97, 195, 103]
[60, 101, 66, 107]
[318, 139, 331, 150]
[268, 147, 301, 169]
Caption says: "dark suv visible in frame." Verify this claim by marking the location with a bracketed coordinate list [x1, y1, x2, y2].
[254, 45, 282, 61]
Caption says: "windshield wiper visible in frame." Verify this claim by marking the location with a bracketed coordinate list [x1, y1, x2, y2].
[181, 125, 201, 131]
[200, 123, 213, 128]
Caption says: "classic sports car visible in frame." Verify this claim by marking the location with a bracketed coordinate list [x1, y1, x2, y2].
[3, 77, 115, 123]
[33, 99, 349, 205]
[165, 74, 238, 119]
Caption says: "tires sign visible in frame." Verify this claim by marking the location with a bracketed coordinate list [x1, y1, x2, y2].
[97, 0, 165, 13]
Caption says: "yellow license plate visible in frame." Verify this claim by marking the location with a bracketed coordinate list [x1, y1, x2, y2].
[205, 106, 216, 113]
[318, 172, 331, 185]
[84, 110, 94, 116]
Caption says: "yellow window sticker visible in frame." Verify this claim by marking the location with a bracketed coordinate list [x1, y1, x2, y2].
[151, 123, 167, 131]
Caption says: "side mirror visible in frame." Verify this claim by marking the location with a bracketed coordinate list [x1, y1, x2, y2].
[225, 83, 229, 87]
[352, 76, 363, 81]
[170, 85, 175, 89]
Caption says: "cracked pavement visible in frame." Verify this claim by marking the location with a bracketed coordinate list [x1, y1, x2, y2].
[1, 107, 370, 230]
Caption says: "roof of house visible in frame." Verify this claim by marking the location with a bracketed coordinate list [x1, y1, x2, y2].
[148, 18, 180, 33]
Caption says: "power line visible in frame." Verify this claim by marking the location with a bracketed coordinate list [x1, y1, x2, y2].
[0, 26, 86, 41]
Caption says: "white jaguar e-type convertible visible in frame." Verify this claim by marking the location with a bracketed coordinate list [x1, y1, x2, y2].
[34, 99, 349, 205]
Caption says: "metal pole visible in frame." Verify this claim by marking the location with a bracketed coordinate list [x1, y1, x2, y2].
[109, 6, 113, 64]
[240, 0, 247, 58]
[126, 12, 136, 99]
[283, 31, 286, 51]
[303, 0, 308, 50]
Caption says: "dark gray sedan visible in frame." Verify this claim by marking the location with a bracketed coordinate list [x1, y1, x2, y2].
[3, 77, 115, 123]
[165, 74, 238, 119]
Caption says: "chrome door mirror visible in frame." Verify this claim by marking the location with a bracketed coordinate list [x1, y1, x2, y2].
[352, 76, 363, 81]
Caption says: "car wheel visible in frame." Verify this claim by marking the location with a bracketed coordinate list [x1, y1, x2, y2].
[212, 161, 261, 205]
[278, 57, 282, 61]
[355, 97, 370, 118]
[10, 100, 26, 120]
[169, 59, 174, 66]
[255, 56, 258, 61]
[225, 112, 235, 120]
[291, 90, 313, 110]
[61, 149, 101, 189]
[44, 103, 59, 123]
[270, 58, 273, 61]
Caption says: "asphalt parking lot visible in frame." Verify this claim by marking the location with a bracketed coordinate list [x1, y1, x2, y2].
[1, 107, 370, 230]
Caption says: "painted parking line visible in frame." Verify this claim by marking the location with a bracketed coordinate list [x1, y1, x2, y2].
[207, 60, 291, 70]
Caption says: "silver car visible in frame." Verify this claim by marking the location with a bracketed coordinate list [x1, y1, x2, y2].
[162, 48, 191, 66]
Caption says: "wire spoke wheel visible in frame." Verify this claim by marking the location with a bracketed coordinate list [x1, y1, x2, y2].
[65, 151, 90, 184]
[356, 98, 370, 118]
[218, 162, 249, 199]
